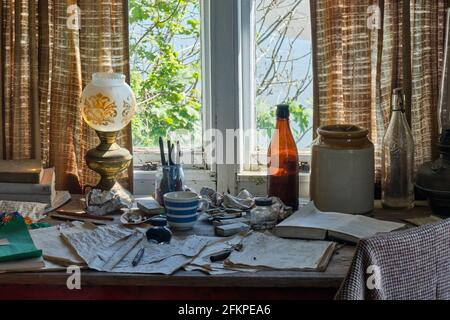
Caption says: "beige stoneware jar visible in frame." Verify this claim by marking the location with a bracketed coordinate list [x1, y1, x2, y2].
[310, 124, 374, 214]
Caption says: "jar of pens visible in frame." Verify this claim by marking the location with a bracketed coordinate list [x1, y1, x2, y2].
[155, 137, 185, 206]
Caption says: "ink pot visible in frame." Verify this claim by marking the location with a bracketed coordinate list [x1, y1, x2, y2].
[146, 215, 172, 244]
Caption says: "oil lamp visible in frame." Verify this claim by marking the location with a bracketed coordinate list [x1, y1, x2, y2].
[79, 72, 136, 202]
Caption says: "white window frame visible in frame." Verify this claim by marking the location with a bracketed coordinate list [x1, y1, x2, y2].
[240, 0, 257, 172]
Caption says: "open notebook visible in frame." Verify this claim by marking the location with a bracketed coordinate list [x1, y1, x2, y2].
[275, 202, 405, 244]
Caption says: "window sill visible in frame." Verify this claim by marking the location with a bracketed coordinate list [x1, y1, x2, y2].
[133, 169, 310, 198]
[133, 168, 215, 195]
[238, 171, 310, 198]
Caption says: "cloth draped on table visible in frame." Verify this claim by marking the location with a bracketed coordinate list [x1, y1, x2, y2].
[335, 219, 450, 300]
[311, 0, 450, 181]
[0, 0, 132, 193]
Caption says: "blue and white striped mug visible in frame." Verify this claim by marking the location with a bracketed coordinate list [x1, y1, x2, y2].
[163, 191, 209, 230]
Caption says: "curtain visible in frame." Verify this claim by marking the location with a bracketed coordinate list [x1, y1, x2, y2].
[0, 0, 132, 193]
[311, 0, 448, 181]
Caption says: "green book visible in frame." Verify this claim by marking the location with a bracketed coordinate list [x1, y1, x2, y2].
[0, 213, 42, 263]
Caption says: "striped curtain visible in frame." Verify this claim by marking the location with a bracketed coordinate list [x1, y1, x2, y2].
[311, 0, 448, 181]
[0, 0, 132, 193]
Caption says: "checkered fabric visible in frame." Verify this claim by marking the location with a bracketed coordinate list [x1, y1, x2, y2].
[311, 1, 446, 181]
[0, 0, 132, 193]
[335, 219, 450, 300]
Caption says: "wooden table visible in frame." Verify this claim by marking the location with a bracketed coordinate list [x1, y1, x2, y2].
[0, 199, 434, 300]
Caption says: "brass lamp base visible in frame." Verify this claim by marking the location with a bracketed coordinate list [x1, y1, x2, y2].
[85, 131, 133, 202]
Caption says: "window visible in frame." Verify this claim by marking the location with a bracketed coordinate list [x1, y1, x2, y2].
[244, 0, 313, 171]
[254, 0, 313, 155]
[130, 0, 312, 197]
[129, 0, 204, 168]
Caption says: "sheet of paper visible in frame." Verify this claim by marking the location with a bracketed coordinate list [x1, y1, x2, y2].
[0, 256, 46, 273]
[62, 224, 211, 274]
[41, 258, 72, 271]
[0, 200, 47, 221]
[186, 233, 257, 274]
[43, 191, 72, 214]
[189, 236, 242, 269]
[0, 191, 71, 222]
[184, 264, 242, 275]
[185, 263, 258, 275]
[61, 225, 134, 263]
[30, 225, 85, 266]
[226, 232, 336, 271]
[106, 235, 211, 274]
[93, 231, 144, 271]
[116, 254, 193, 275]
[336, 215, 404, 240]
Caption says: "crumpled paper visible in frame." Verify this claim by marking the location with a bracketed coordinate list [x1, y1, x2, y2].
[85, 189, 132, 216]
[199, 187, 292, 220]
[200, 187, 254, 210]
[61, 224, 212, 274]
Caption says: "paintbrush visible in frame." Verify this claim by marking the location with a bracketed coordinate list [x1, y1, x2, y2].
[167, 140, 174, 165]
[176, 141, 181, 164]
[171, 143, 175, 165]
[159, 136, 166, 166]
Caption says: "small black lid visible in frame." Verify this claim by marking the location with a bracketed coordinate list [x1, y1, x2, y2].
[149, 215, 167, 227]
[255, 197, 273, 206]
[276, 104, 290, 119]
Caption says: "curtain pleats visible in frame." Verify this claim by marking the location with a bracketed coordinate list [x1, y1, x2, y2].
[0, 0, 132, 193]
[1, 0, 39, 160]
[410, 1, 445, 165]
[312, 0, 447, 181]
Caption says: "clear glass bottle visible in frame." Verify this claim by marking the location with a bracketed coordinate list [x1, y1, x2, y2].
[250, 197, 277, 230]
[381, 88, 415, 209]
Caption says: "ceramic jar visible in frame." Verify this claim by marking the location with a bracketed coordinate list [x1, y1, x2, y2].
[79, 72, 136, 132]
[310, 124, 374, 214]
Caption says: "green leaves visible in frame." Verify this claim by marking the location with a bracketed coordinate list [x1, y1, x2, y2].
[129, 0, 310, 148]
[130, 0, 201, 147]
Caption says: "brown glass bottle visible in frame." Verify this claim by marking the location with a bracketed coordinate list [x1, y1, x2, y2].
[267, 104, 299, 210]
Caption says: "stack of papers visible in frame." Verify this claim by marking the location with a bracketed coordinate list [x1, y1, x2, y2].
[61, 224, 212, 275]
[0, 217, 339, 275]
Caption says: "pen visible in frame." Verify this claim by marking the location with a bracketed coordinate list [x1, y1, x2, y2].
[132, 246, 145, 267]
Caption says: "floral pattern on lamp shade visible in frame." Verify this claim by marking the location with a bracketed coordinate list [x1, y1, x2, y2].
[81, 93, 118, 126]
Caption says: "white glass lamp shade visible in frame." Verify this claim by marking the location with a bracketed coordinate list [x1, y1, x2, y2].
[79, 72, 136, 132]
